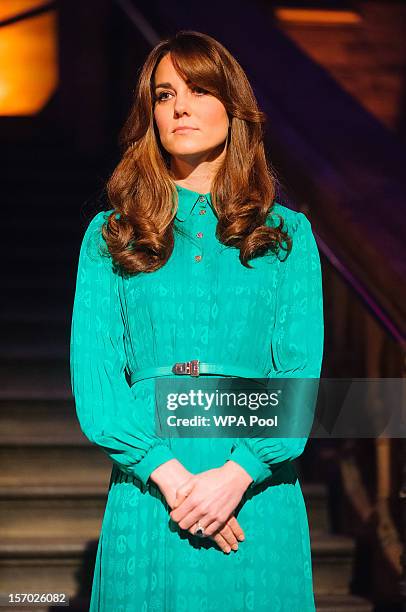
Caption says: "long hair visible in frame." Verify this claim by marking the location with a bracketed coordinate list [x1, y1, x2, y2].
[102, 30, 292, 274]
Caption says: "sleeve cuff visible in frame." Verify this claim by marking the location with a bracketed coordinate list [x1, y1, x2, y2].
[227, 444, 271, 486]
[133, 443, 176, 487]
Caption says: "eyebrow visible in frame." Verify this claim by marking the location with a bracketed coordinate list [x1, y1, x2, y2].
[154, 82, 172, 90]
[154, 79, 191, 91]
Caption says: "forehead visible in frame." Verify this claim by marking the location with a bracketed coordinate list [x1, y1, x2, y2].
[154, 54, 186, 85]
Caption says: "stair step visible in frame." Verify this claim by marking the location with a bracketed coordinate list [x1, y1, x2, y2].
[0, 594, 374, 612]
[2, 271, 76, 290]
[0, 536, 98, 603]
[4, 248, 76, 266]
[2, 288, 72, 322]
[0, 530, 357, 599]
[0, 599, 89, 612]
[0, 321, 70, 360]
[0, 480, 329, 539]
[303, 482, 330, 532]
[0, 399, 331, 534]
[314, 594, 373, 611]
[0, 399, 82, 444]
[3, 270, 76, 290]
[311, 531, 355, 595]
[0, 485, 107, 539]
[8, 213, 80, 229]
[0, 359, 71, 399]
[0, 594, 375, 612]
[0, 308, 69, 325]
[0, 446, 111, 487]
[7, 205, 100, 227]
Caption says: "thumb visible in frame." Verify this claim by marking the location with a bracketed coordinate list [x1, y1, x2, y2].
[173, 478, 195, 507]
[172, 495, 182, 509]
[177, 479, 195, 497]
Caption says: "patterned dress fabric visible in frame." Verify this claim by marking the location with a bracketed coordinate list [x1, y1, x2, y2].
[69, 184, 324, 611]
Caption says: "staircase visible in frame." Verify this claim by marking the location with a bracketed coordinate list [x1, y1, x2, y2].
[0, 398, 374, 610]
[0, 147, 374, 611]
[0, 145, 104, 611]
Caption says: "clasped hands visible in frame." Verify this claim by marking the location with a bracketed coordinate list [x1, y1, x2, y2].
[150, 459, 253, 554]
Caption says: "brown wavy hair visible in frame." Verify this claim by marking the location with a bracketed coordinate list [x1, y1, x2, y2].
[102, 30, 292, 274]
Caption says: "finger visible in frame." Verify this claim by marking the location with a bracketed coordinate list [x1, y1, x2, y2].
[217, 524, 238, 549]
[176, 479, 195, 498]
[202, 519, 226, 537]
[189, 520, 210, 539]
[178, 508, 209, 531]
[172, 490, 188, 509]
[170, 493, 197, 522]
[188, 514, 245, 539]
[210, 532, 232, 554]
[227, 516, 245, 541]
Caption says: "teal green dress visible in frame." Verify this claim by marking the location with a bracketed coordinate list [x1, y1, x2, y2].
[70, 184, 324, 611]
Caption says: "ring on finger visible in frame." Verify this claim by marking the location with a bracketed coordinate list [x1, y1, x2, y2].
[194, 520, 206, 538]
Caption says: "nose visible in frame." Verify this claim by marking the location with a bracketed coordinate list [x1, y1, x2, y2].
[173, 92, 191, 117]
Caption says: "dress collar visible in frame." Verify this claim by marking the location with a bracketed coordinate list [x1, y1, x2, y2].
[173, 183, 215, 221]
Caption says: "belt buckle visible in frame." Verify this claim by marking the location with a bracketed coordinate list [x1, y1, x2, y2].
[172, 360, 200, 376]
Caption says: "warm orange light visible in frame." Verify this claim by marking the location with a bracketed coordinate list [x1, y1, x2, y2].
[275, 8, 362, 25]
[0, 0, 47, 21]
[0, 1, 58, 116]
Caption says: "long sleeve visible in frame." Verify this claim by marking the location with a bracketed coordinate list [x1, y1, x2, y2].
[69, 210, 176, 488]
[226, 211, 324, 487]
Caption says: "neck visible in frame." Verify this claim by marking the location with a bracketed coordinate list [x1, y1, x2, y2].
[173, 177, 212, 194]
[169, 143, 226, 195]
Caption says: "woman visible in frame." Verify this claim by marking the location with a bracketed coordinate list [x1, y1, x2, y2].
[70, 29, 324, 611]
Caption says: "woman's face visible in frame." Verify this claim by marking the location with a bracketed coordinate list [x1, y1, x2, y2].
[153, 53, 229, 164]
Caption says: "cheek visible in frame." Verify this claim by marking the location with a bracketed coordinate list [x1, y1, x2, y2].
[202, 101, 228, 133]
[154, 108, 168, 135]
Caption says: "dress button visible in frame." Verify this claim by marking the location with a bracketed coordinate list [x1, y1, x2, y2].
[196, 232, 203, 238]
[194, 254, 202, 262]
[199, 209, 206, 215]
[198, 196, 206, 203]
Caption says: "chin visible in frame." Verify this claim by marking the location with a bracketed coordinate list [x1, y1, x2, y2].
[171, 146, 207, 157]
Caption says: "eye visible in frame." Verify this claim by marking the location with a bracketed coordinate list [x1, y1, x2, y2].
[155, 86, 208, 103]
[192, 86, 207, 95]
[156, 91, 171, 102]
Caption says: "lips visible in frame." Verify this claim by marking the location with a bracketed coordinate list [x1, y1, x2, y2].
[173, 127, 198, 133]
